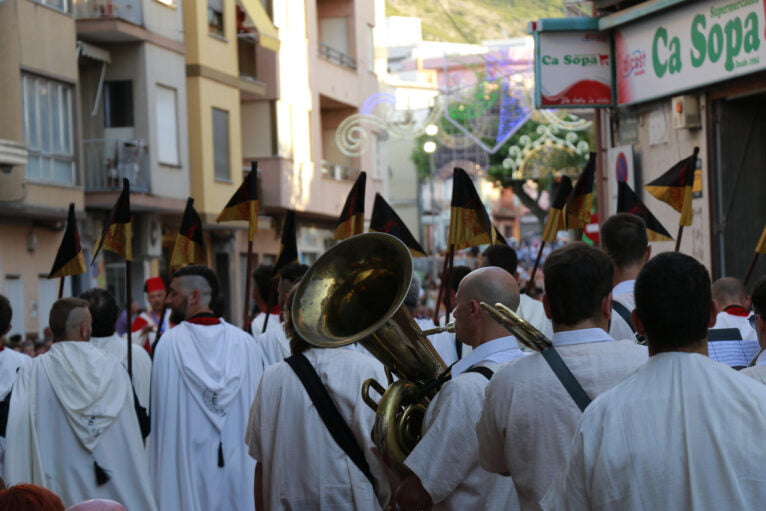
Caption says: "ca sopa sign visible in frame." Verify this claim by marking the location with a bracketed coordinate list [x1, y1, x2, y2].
[535, 31, 613, 108]
[616, 0, 766, 105]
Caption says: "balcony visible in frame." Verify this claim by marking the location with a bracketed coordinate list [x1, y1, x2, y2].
[83, 139, 149, 193]
[74, 0, 142, 25]
[321, 160, 361, 181]
[319, 43, 356, 70]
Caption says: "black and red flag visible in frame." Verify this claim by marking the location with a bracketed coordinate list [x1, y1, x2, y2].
[645, 147, 699, 227]
[49, 203, 86, 279]
[566, 152, 596, 230]
[542, 176, 574, 243]
[369, 193, 427, 257]
[217, 161, 259, 241]
[448, 167, 497, 249]
[274, 210, 298, 274]
[334, 171, 366, 240]
[617, 181, 673, 242]
[170, 197, 206, 269]
[92, 178, 132, 263]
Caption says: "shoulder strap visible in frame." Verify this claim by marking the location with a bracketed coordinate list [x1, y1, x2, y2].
[0, 389, 12, 437]
[464, 366, 494, 380]
[285, 353, 376, 488]
[611, 300, 636, 333]
[540, 347, 592, 412]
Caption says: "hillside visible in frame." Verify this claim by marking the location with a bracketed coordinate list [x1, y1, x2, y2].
[386, 0, 566, 43]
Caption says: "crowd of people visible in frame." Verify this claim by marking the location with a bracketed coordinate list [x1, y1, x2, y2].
[2, 212, 766, 510]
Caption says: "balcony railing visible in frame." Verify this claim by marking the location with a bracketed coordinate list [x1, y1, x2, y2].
[321, 160, 361, 181]
[319, 43, 356, 70]
[74, 0, 143, 26]
[83, 139, 149, 193]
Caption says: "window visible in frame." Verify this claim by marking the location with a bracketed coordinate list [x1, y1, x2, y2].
[104, 81, 134, 128]
[208, 0, 224, 36]
[238, 37, 257, 79]
[156, 85, 180, 165]
[33, 0, 69, 13]
[213, 108, 230, 181]
[22, 74, 75, 185]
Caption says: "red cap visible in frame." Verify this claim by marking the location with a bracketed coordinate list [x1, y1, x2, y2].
[145, 277, 166, 293]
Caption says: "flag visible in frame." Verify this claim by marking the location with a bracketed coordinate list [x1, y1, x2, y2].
[755, 225, 766, 254]
[92, 178, 132, 262]
[448, 168, 497, 249]
[334, 171, 366, 240]
[369, 193, 427, 257]
[644, 147, 699, 227]
[216, 161, 259, 241]
[48, 203, 86, 278]
[493, 225, 507, 245]
[170, 197, 206, 269]
[617, 181, 674, 242]
[566, 152, 596, 229]
[542, 176, 574, 242]
[274, 210, 298, 273]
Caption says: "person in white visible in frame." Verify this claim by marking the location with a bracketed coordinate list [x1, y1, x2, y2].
[406, 271, 460, 366]
[245, 287, 391, 510]
[543, 252, 766, 510]
[249, 264, 281, 336]
[480, 245, 553, 339]
[711, 276, 757, 340]
[741, 276, 766, 381]
[4, 298, 157, 510]
[476, 243, 648, 511]
[600, 213, 651, 343]
[395, 267, 523, 511]
[150, 265, 263, 511]
[0, 294, 31, 476]
[80, 288, 151, 409]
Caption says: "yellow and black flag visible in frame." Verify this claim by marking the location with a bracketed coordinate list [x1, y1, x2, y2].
[369, 193, 427, 257]
[92, 178, 132, 263]
[274, 210, 298, 273]
[170, 197, 206, 269]
[334, 171, 366, 240]
[49, 203, 86, 279]
[617, 181, 674, 242]
[448, 167, 497, 249]
[217, 161, 259, 241]
[754, 225, 766, 254]
[542, 176, 574, 242]
[566, 152, 596, 230]
[645, 146, 699, 227]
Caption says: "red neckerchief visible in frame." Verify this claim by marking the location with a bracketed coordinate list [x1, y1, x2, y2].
[187, 313, 221, 326]
[723, 305, 750, 317]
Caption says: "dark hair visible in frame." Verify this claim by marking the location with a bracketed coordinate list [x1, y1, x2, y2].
[482, 245, 518, 275]
[79, 288, 120, 337]
[0, 295, 11, 334]
[0, 484, 65, 511]
[543, 243, 613, 326]
[49, 298, 89, 340]
[751, 276, 766, 316]
[284, 285, 312, 355]
[252, 265, 275, 297]
[635, 252, 711, 350]
[600, 213, 648, 268]
[451, 266, 472, 292]
[279, 262, 309, 284]
[172, 265, 222, 315]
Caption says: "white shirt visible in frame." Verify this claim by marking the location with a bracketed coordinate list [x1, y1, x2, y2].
[542, 353, 766, 511]
[415, 317, 459, 367]
[0, 348, 30, 476]
[250, 312, 282, 336]
[405, 336, 525, 510]
[253, 325, 290, 368]
[741, 364, 766, 385]
[712, 308, 757, 341]
[245, 347, 390, 510]
[90, 334, 152, 409]
[518, 294, 553, 340]
[608, 280, 637, 342]
[476, 328, 648, 511]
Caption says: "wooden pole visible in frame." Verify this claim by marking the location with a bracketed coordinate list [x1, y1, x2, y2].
[58, 277, 65, 299]
[125, 260, 133, 380]
[525, 241, 546, 295]
[674, 225, 684, 252]
[261, 278, 277, 334]
[243, 239, 254, 331]
[744, 253, 760, 286]
[151, 304, 166, 354]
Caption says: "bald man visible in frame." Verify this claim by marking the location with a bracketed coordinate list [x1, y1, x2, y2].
[711, 277, 756, 341]
[395, 267, 523, 511]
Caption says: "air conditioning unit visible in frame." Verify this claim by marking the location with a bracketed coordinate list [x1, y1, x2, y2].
[672, 95, 701, 129]
[133, 214, 162, 258]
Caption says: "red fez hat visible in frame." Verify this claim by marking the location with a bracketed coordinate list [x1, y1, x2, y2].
[145, 277, 166, 293]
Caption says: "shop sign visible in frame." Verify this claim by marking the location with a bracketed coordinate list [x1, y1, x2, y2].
[616, 0, 766, 105]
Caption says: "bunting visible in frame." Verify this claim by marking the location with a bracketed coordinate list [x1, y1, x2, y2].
[617, 181, 674, 242]
[216, 161, 259, 241]
[170, 197, 206, 269]
[645, 147, 699, 227]
[49, 203, 86, 278]
[448, 168, 497, 249]
[369, 193, 427, 257]
[334, 171, 366, 240]
[92, 178, 132, 262]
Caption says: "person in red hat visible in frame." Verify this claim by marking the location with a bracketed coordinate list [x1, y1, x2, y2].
[131, 277, 172, 354]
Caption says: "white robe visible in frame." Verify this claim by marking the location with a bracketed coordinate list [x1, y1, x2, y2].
[251, 312, 282, 336]
[245, 347, 390, 510]
[476, 328, 648, 511]
[4, 342, 157, 510]
[542, 353, 766, 511]
[712, 309, 757, 341]
[149, 319, 263, 511]
[253, 325, 290, 368]
[89, 334, 152, 409]
[608, 280, 637, 342]
[405, 336, 525, 510]
[741, 364, 766, 385]
[0, 348, 30, 475]
[517, 294, 553, 340]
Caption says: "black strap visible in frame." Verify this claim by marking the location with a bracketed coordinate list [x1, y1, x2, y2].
[0, 390, 11, 437]
[464, 366, 494, 380]
[540, 347, 592, 412]
[132, 388, 150, 441]
[611, 301, 636, 333]
[455, 338, 463, 359]
[285, 354, 376, 488]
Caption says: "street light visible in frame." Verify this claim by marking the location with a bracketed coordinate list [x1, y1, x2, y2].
[425, 124, 439, 136]
[423, 140, 437, 154]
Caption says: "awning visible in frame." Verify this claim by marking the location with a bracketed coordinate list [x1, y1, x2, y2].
[239, 0, 280, 52]
[76, 40, 111, 64]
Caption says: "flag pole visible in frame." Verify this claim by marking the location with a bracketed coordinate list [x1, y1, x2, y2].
[58, 277, 65, 299]
[525, 241, 546, 295]
[125, 260, 133, 380]
[243, 239, 254, 331]
[261, 279, 277, 334]
[674, 225, 684, 252]
[744, 253, 760, 286]
[151, 304, 166, 354]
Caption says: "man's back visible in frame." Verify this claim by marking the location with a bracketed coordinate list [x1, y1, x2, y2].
[477, 334, 647, 510]
[542, 353, 766, 511]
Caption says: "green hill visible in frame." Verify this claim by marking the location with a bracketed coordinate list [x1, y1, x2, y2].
[386, 0, 566, 43]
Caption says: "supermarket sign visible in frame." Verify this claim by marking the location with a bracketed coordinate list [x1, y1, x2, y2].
[616, 0, 766, 105]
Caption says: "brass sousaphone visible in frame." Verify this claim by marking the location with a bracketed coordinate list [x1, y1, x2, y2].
[291, 232, 448, 478]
